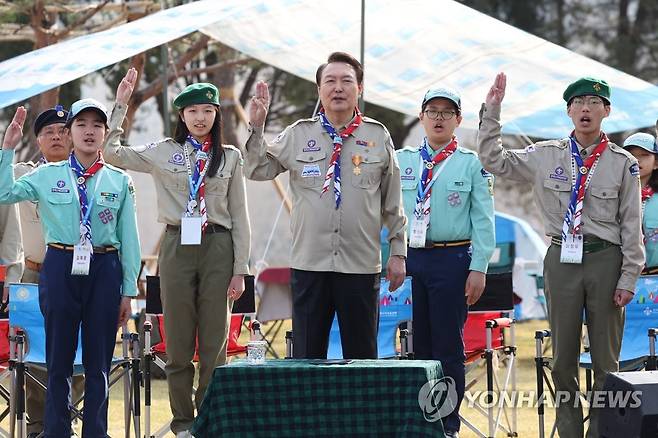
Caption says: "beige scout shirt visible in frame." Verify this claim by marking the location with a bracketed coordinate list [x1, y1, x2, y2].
[0, 199, 23, 284]
[244, 116, 407, 274]
[477, 103, 643, 292]
[14, 162, 47, 266]
[103, 103, 251, 276]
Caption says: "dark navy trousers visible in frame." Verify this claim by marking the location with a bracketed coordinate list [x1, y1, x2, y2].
[407, 245, 470, 434]
[38, 247, 122, 438]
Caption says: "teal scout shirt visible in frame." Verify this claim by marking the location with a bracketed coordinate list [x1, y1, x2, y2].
[397, 142, 496, 273]
[0, 150, 141, 296]
[643, 194, 658, 268]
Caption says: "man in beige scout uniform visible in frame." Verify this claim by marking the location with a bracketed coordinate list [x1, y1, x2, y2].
[478, 73, 643, 438]
[8, 106, 84, 438]
[246, 52, 407, 359]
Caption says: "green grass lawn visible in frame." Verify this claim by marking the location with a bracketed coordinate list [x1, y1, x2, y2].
[6, 318, 601, 437]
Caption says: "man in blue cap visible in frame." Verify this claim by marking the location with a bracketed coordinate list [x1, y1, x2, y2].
[397, 87, 495, 437]
[478, 73, 643, 438]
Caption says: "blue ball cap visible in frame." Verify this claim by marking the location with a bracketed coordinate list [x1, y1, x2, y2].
[66, 98, 108, 127]
[422, 87, 461, 110]
[623, 132, 657, 154]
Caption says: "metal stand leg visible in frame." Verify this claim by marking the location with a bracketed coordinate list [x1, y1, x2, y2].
[121, 325, 131, 438]
[484, 321, 494, 438]
[130, 333, 141, 438]
[648, 328, 657, 371]
[15, 330, 26, 438]
[144, 320, 153, 438]
[535, 330, 551, 438]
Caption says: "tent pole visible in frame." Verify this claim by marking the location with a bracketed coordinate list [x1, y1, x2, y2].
[359, 0, 365, 113]
[160, 0, 170, 136]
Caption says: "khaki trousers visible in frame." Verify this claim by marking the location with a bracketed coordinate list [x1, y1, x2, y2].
[159, 228, 233, 434]
[544, 244, 624, 438]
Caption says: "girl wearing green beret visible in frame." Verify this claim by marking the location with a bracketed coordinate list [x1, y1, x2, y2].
[623, 132, 658, 272]
[104, 69, 251, 437]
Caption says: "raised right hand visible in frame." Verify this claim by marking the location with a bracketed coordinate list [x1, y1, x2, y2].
[249, 81, 270, 128]
[485, 72, 507, 106]
[2, 106, 27, 150]
[116, 67, 138, 105]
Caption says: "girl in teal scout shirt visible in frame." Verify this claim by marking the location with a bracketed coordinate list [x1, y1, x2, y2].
[623, 132, 658, 271]
[0, 101, 140, 438]
[103, 69, 250, 437]
[396, 87, 495, 437]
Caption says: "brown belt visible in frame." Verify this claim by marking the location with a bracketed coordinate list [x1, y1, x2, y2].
[25, 259, 42, 272]
[409, 239, 471, 249]
[47, 243, 118, 254]
[166, 223, 228, 233]
[643, 266, 658, 275]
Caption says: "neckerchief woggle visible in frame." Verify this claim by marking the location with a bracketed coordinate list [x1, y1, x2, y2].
[318, 108, 363, 208]
[642, 186, 654, 203]
[184, 135, 212, 232]
[414, 137, 458, 222]
[69, 151, 105, 245]
[561, 133, 608, 241]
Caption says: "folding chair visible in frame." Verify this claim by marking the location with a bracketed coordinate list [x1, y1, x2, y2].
[255, 267, 292, 358]
[326, 277, 412, 360]
[461, 271, 518, 438]
[535, 274, 658, 438]
[7, 283, 140, 438]
[0, 318, 12, 438]
[142, 275, 255, 438]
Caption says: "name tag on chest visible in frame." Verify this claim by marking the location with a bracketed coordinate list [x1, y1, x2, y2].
[409, 217, 428, 248]
[71, 242, 92, 275]
[560, 234, 583, 264]
[181, 215, 202, 245]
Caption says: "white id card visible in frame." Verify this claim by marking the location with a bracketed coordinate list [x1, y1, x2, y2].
[560, 234, 583, 264]
[181, 215, 202, 245]
[409, 218, 427, 248]
[71, 241, 92, 276]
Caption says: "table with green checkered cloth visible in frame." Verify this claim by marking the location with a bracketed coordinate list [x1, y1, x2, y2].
[191, 359, 447, 437]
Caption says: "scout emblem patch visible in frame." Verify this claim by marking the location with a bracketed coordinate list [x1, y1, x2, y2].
[630, 163, 640, 177]
[401, 167, 415, 181]
[303, 140, 320, 152]
[169, 151, 185, 166]
[549, 166, 568, 182]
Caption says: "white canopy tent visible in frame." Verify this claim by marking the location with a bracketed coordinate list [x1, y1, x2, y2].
[0, 0, 657, 138]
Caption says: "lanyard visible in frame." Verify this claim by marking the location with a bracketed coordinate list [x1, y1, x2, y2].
[68, 166, 106, 228]
[415, 153, 454, 217]
[182, 142, 211, 213]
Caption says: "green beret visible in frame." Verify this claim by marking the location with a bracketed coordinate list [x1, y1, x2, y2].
[173, 83, 220, 109]
[563, 77, 611, 104]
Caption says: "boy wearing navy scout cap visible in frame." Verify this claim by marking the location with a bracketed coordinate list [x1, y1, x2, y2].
[623, 132, 658, 272]
[397, 87, 495, 437]
[104, 69, 250, 437]
[246, 52, 407, 360]
[478, 73, 643, 438]
[0, 98, 140, 438]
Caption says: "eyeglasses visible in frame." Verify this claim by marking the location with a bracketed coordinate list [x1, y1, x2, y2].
[570, 97, 605, 107]
[423, 109, 457, 120]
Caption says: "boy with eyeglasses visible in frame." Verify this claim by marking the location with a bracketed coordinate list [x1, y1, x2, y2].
[397, 87, 495, 438]
[478, 74, 643, 438]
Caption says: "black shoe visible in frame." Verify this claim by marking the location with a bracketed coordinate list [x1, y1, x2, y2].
[445, 431, 459, 438]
